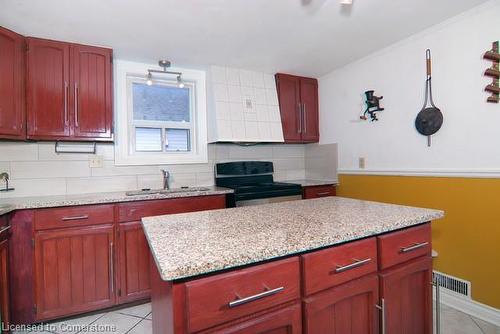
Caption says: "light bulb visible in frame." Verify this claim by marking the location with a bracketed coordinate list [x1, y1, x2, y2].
[146, 72, 153, 86]
[177, 75, 185, 88]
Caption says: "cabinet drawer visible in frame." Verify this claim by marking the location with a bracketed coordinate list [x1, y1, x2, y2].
[185, 257, 300, 333]
[303, 185, 336, 199]
[378, 223, 431, 270]
[34, 204, 114, 230]
[302, 238, 377, 296]
[117, 195, 226, 222]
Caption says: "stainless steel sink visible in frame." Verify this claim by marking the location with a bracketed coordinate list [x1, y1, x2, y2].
[126, 187, 210, 196]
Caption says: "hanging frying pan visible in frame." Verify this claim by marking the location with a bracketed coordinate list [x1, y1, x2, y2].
[415, 49, 443, 146]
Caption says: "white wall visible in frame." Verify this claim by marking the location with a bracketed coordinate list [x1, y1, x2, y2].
[319, 0, 500, 176]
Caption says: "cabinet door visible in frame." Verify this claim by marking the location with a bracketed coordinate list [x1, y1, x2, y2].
[117, 221, 152, 304]
[26, 38, 71, 139]
[34, 224, 115, 320]
[71, 44, 113, 140]
[0, 27, 25, 140]
[304, 274, 379, 334]
[379, 256, 433, 334]
[299, 77, 319, 142]
[213, 304, 302, 334]
[0, 239, 10, 332]
[276, 74, 302, 143]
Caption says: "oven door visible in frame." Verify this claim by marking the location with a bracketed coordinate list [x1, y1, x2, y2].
[236, 194, 302, 207]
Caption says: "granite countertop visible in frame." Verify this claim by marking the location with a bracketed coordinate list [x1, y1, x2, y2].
[287, 179, 338, 187]
[0, 186, 233, 213]
[142, 196, 444, 281]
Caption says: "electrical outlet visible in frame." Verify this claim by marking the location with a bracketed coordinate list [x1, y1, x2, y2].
[358, 157, 366, 169]
[89, 155, 104, 168]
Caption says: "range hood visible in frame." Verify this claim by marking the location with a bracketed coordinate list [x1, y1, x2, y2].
[207, 66, 284, 143]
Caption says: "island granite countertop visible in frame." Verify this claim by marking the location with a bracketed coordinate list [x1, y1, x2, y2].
[142, 196, 444, 281]
[0, 186, 233, 215]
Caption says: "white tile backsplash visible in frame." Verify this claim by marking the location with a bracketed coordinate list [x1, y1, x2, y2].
[0, 142, 337, 198]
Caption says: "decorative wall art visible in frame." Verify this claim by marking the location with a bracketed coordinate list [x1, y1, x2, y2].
[360, 90, 384, 121]
[484, 41, 499, 103]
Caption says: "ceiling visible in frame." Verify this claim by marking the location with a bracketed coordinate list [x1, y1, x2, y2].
[0, 0, 490, 77]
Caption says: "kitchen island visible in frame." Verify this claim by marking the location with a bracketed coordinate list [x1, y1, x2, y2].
[142, 197, 444, 334]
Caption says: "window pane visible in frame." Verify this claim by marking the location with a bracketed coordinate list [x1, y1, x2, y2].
[135, 127, 162, 152]
[133, 83, 190, 122]
[165, 129, 190, 152]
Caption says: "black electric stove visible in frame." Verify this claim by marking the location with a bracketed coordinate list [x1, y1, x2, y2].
[215, 161, 302, 207]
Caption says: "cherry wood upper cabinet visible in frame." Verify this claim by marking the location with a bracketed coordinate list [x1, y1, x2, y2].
[26, 37, 113, 141]
[299, 77, 319, 142]
[275, 73, 319, 143]
[0, 27, 26, 140]
[71, 45, 113, 140]
[26, 38, 71, 139]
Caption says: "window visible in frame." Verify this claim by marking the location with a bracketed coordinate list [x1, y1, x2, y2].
[131, 81, 193, 153]
[114, 60, 207, 165]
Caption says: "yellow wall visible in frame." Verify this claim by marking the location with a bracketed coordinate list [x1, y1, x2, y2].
[337, 174, 500, 309]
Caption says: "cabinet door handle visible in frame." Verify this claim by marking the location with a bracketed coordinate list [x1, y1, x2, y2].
[228, 286, 284, 308]
[110, 242, 114, 293]
[432, 280, 441, 334]
[376, 298, 386, 334]
[74, 83, 79, 127]
[0, 225, 11, 235]
[316, 191, 331, 197]
[334, 258, 372, 273]
[64, 81, 69, 125]
[297, 103, 302, 134]
[303, 103, 307, 134]
[400, 241, 429, 253]
[61, 215, 89, 221]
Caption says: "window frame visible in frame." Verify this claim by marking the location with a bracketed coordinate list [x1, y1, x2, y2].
[114, 60, 208, 165]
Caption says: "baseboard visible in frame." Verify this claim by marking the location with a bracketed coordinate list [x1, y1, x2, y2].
[437, 289, 500, 326]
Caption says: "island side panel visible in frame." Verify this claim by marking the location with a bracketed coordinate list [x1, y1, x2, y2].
[151, 262, 187, 334]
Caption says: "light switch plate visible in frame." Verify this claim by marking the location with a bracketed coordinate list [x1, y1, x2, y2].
[89, 155, 104, 168]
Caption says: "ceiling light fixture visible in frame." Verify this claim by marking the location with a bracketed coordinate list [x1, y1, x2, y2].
[146, 60, 184, 88]
[340, 0, 352, 4]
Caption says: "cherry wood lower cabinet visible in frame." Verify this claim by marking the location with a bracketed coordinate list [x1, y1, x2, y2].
[214, 304, 302, 334]
[150, 223, 433, 334]
[379, 256, 433, 334]
[303, 274, 379, 334]
[9, 194, 227, 324]
[302, 185, 336, 199]
[0, 215, 10, 333]
[117, 221, 152, 303]
[34, 224, 115, 320]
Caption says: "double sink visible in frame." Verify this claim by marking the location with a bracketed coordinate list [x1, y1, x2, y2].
[125, 187, 210, 197]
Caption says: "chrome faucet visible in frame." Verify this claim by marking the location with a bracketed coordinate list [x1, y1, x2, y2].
[161, 170, 170, 190]
[0, 172, 14, 192]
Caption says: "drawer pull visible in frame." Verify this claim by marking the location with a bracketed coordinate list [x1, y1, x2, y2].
[400, 241, 429, 253]
[317, 191, 331, 196]
[334, 258, 372, 273]
[0, 225, 11, 235]
[228, 286, 284, 308]
[61, 215, 89, 221]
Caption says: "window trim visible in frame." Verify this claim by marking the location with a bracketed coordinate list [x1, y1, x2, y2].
[114, 60, 208, 165]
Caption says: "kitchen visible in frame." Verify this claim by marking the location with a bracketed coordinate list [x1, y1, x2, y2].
[0, 0, 499, 333]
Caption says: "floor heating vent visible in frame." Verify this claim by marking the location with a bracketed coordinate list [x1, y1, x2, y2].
[433, 271, 471, 298]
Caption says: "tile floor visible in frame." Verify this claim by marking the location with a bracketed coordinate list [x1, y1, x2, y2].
[11, 302, 500, 333]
